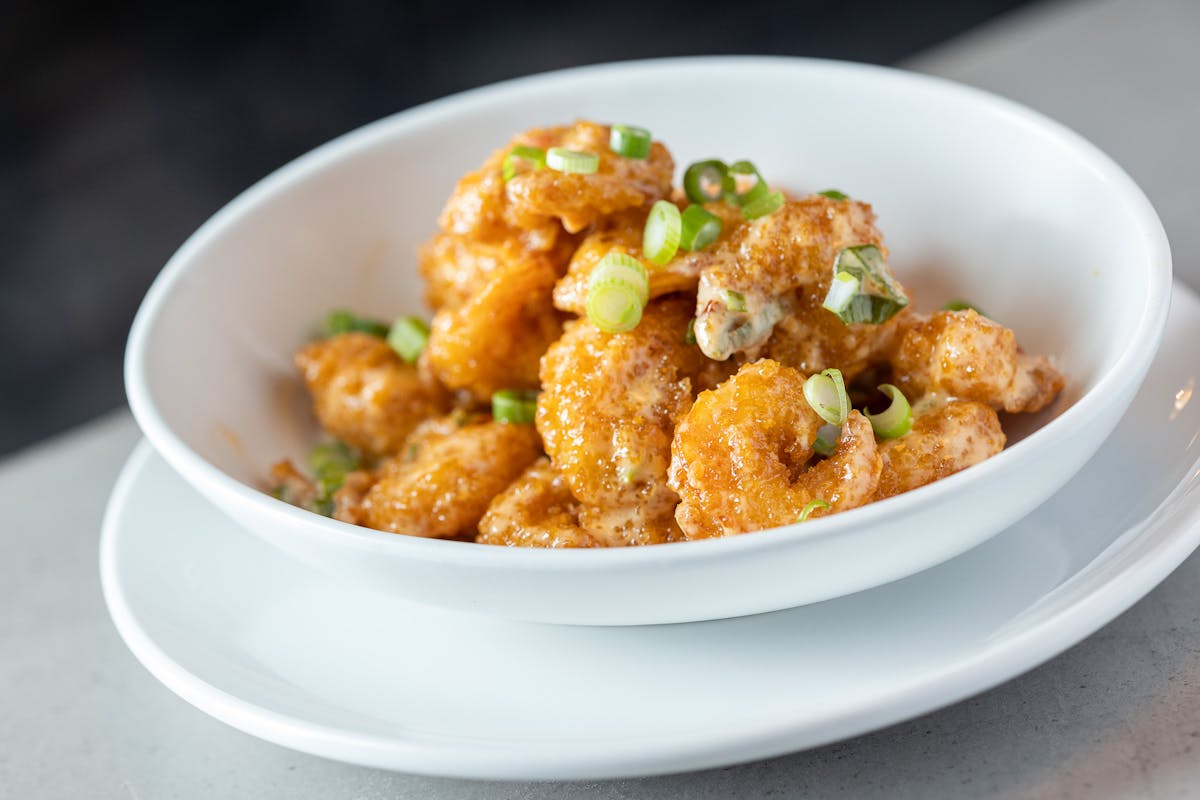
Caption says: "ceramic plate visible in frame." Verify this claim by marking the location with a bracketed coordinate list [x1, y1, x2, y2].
[102, 287, 1200, 780]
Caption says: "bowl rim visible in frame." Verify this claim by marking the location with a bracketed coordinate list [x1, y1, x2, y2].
[125, 55, 1173, 570]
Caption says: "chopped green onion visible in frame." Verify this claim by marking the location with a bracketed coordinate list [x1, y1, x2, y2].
[307, 497, 335, 517]
[683, 159, 733, 204]
[865, 384, 913, 439]
[310, 440, 359, 500]
[822, 271, 861, 314]
[546, 147, 599, 174]
[586, 251, 649, 333]
[492, 389, 539, 425]
[643, 200, 682, 265]
[387, 316, 430, 364]
[722, 289, 748, 313]
[609, 124, 652, 159]
[684, 317, 697, 345]
[803, 368, 850, 426]
[797, 498, 831, 522]
[823, 244, 909, 325]
[679, 205, 722, 251]
[323, 309, 389, 339]
[728, 160, 770, 208]
[818, 189, 849, 200]
[502, 145, 546, 181]
[740, 189, 784, 219]
[813, 423, 840, 457]
[943, 299, 986, 316]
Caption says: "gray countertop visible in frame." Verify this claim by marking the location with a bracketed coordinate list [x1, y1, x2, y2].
[5, 0, 1200, 796]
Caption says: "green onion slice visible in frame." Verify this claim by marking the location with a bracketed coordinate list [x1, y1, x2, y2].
[683, 159, 734, 204]
[865, 384, 914, 439]
[722, 289, 748, 313]
[741, 189, 784, 220]
[797, 498, 831, 522]
[822, 244, 909, 325]
[610, 124, 652, 159]
[822, 271, 861, 314]
[492, 389, 539, 424]
[943, 299, 986, 316]
[546, 147, 599, 174]
[309, 440, 359, 500]
[813, 423, 840, 457]
[643, 200, 682, 265]
[323, 309, 389, 338]
[502, 145, 546, 181]
[818, 189, 849, 200]
[586, 251, 649, 333]
[679, 205, 722, 251]
[387, 316, 430, 364]
[684, 317, 697, 345]
[728, 160, 770, 208]
[803, 368, 850, 426]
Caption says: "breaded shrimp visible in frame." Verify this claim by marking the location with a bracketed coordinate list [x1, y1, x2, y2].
[876, 399, 1006, 499]
[890, 309, 1064, 413]
[552, 202, 746, 315]
[295, 332, 449, 457]
[537, 296, 716, 545]
[439, 121, 675, 244]
[425, 255, 564, 402]
[693, 196, 892, 360]
[669, 359, 882, 539]
[339, 415, 542, 538]
[476, 458, 602, 548]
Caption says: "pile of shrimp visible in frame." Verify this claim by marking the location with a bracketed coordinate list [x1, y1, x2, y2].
[270, 120, 1064, 546]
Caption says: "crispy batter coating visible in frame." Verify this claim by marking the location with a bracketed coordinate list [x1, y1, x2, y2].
[877, 399, 1006, 499]
[295, 333, 449, 457]
[536, 296, 716, 546]
[552, 202, 746, 316]
[439, 121, 675, 244]
[694, 196, 892, 360]
[890, 309, 1064, 413]
[339, 416, 542, 538]
[420, 232, 577, 312]
[669, 359, 882, 539]
[426, 255, 564, 402]
[476, 458, 602, 548]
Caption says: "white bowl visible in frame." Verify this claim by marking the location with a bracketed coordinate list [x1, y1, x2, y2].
[125, 57, 1171, 626]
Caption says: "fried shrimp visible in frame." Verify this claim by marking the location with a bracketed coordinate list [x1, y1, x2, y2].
[876, 399, 1006, 499]
[693, 195, 891, 360]
[425, 255, 564, 402]
[295, 332, 449, 457]
[439, 121, 675, 244]
[476, 458, 602, 548]
[537, 296, 715, 546]
[339, 415, 542, 538]
[890, 309, 1064, 413]
[669, 359, 882, 539]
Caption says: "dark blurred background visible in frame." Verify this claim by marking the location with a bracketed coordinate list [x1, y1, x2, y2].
[1, 0, 1033, 455]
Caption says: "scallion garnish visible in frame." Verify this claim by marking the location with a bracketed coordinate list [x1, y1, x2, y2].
[609, 124, 652, 159]
[813, 423, 840, 457]
[822, 271, 861, 314]
[546, 147, 599, 174]
[797, 498, 831, 522]
[818, 189, 849, 200]
[728, 160, 769, 208]
[387, 316, 430, 364]
[683, 159, 733, 204]
[309, 440, 359, 504]
[679, 205, 722, 251]
[821, 245, 909, 325]
[643, 200, 682, 265]
[722, 289, 748, 313]
[586, 251, 649, 333]
[803, 368, 850, 426]
[740, 189, 784, 220]
[502, 145, 546, 181]
[943, 299, 986, 316]
[323, 309, 389, 339]
[492, 389, 539, 425]
[865, 384, 913, 439]
[684, 317, 697, 345]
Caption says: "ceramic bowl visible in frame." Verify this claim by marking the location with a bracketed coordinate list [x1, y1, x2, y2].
[125, 57, 1171, 625]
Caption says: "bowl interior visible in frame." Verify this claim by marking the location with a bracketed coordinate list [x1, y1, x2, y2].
[130, 58, 1162, 498]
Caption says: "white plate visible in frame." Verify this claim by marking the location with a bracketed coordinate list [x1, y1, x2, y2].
[102, 285, 1200, 781]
